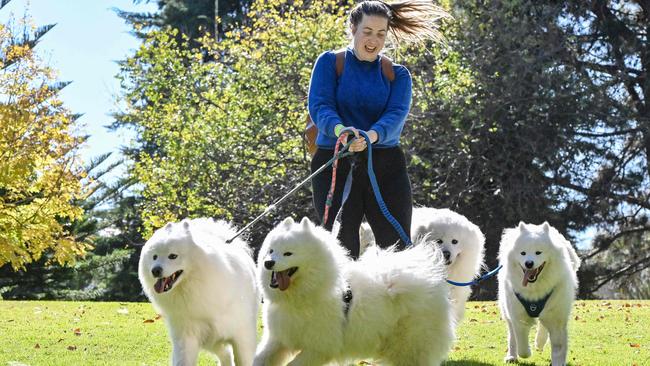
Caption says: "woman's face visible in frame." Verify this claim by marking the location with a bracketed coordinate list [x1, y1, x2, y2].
[351, 14, 388, 62]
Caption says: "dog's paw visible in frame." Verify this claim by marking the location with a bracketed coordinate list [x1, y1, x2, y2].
[504, 355, 517, 363]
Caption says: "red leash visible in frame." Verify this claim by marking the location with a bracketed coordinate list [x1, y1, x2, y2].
[322, 134, 349, 225]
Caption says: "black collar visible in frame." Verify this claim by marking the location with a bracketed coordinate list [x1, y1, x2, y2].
[343, 284, 353, 317]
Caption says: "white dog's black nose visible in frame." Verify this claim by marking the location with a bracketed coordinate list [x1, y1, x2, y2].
[525, 260, 534, 269]
[442, 250, 451, 261]
[264, 260, 275, 270]
[151, 266, 163, 278]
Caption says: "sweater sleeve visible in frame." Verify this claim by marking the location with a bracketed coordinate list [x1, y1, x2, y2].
[370, 65, 412, 144]
[308, 52, 342, 138]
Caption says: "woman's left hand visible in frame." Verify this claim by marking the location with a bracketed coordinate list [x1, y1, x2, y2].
[365, 130, 378, 144]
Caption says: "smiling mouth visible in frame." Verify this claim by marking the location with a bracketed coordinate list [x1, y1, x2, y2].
[154, 270, 183, 293]
[269, 267, 298, 291]
[365, 45, 377, 53]
[521, 262, 546, 287]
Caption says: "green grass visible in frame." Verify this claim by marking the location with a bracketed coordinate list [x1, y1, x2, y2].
[0, 300, 648, 365]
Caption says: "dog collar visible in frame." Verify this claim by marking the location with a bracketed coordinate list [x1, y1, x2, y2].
[514, 289, 553, 318]
[343, 284, 353, 317]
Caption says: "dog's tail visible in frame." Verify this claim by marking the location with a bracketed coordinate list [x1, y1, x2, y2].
[535, 322, 549, 351]
[375, 239, 447, 298]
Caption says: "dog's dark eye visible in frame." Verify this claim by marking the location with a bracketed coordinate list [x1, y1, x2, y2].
[283, 252, 293, 257]
[436, 239, 443, 244]
[153, 254, 158, 260]
[535, 251, 542, 255]
[520, 251, 526, 256]
[168, 254, 178, 260]
[451, 239, 458, 244]
[269, 249, 274, 254]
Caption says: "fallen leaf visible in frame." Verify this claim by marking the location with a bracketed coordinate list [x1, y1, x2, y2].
[73, 328, 82, 336]
[67, 345, 77, 351]
[630, 343, 641, 348]
[34, 344, 40, 349]
[143, 319, 155, 324]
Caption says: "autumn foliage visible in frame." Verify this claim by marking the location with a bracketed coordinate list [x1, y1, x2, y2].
[0, 19, 89, 269]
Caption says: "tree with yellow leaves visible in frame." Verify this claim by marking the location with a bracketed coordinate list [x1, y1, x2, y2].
[0, 11, 89, 270]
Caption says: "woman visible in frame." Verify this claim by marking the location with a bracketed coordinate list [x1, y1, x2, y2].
[308, 0, 449, 258]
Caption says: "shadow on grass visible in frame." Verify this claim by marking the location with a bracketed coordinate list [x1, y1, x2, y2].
[443, 361, 540, 366]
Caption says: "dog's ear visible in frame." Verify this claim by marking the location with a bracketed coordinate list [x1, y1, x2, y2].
[165, 222, 173, 231]
[300, 216, 312, 230]
[182, 220, 191, 231]
[542, 221, 550, 233]
[518, 221, 528, 232]
[281, 217, 295, 229]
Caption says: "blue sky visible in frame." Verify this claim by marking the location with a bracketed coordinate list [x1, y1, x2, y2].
[1, 0, 157, 181]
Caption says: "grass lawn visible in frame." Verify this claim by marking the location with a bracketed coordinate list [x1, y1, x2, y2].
[0, 300, 648, 365]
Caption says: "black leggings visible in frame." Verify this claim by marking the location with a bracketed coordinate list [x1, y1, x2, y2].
[311, 146, 412, 259]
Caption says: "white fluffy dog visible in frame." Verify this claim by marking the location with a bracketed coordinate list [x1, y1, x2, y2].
[254, 217, 454, 366]
[498, 222, 581, 365]
[359, 207, 485, 324]
[411, 207, 486, 324]
[138, 218, 259, 366]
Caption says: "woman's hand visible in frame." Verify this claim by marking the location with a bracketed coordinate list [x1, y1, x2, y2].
[338, 127, 377, 152]
[349, 131, 367, 152]
[365, 130, 378, 144]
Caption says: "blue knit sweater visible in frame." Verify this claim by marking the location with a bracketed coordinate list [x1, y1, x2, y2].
[307, 47, 412, 149]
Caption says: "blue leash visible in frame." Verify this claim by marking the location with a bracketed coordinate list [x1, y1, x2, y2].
[445, 264, 503, 287]
[357, 130, 413, 247]
[347, 130, 502, 287]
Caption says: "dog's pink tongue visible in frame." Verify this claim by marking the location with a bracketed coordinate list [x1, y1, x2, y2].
[522, 268, 536, 287]
[276, 270, 291, 291]
[154, 278, 166, 293]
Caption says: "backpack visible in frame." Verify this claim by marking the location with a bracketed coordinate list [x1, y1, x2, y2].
[304, 51, 395, 156]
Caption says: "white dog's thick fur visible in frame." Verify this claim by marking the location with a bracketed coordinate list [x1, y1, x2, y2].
[498, 222, 581, 366]
[138, 218, 259, 366]
[254, 217, 454, 366]
[411, 207, 486, 324]
[359, 207, 485, 324]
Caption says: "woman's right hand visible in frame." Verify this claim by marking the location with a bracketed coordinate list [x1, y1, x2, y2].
[339, 126, 367, 152]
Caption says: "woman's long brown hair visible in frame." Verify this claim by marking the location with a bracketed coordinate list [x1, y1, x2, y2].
[349, 0, 451, 45]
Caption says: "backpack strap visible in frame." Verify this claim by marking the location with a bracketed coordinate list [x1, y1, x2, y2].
[334, 50, 394, 82]
[335, 51, 345, 77]
[380, 55, 395, 82]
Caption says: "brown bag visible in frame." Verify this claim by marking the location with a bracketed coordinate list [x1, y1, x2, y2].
[304, 51, 395, 156]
